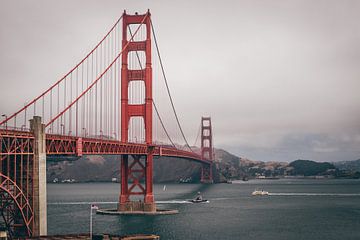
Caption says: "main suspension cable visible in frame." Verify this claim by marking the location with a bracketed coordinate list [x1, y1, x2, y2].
[128, 26, 176, 147]
[150, 19, 193, 152]
[46, 14, 148, 127]
[0, 14, 124, 127]
[193, 122, 201, 147]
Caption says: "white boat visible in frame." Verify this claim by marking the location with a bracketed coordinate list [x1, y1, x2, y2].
[252, 190, 269, 196]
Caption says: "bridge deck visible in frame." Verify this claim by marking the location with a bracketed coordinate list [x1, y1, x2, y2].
[0, 129, 212, 165]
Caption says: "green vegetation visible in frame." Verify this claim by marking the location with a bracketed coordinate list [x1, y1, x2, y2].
[334, 159, 360, 172]
[289, 160, 336, 176]
[47, 150, 360, 182]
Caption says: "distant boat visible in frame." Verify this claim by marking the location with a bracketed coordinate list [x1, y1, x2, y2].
[61, 179, 75, 183]
[256, 176, 280, 180]
[252, 190, 269, 196]
[188, 191, 209, 203]
[189, 198, 209, 203]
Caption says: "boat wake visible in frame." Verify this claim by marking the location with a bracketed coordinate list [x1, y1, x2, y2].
[48, 200, 193, 205]
[47, 193, 360, 206]
[156, 200, 192, 204]
[209, 197, 230, 201]
[48, 201, 117, 205]
[269, 193, 360, 196]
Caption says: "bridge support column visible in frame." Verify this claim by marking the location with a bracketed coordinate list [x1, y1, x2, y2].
[118, 10, 156, 213]
[30, 116, 47, 236]
[200, 117, 214, 183]
[119, 155, 129, 204]
[118, 152, 156, 212]
[144, 150, 155, 212]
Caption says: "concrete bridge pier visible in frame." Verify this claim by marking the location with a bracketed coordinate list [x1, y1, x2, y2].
[30, 116, 47, 236]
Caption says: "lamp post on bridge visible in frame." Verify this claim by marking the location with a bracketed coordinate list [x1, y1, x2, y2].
[82, 127, 87, 137]
[1, 114, 7, 130]
[60, 124, 65, 135]
[90, 204, 98, 240]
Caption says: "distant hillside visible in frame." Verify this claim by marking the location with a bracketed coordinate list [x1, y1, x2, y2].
[214, 149, 288, 180]
[47, 155, 201, 183]
[46, 147, 250, 183]
[334, 159, 360, 172]
[46, 149, 358, 183]
[288, 160, 336, 176]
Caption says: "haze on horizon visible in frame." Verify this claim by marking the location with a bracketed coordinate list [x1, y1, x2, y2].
[0, 0, 359, 162]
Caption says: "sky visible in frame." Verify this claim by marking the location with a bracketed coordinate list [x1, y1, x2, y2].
[0, 0, 359, 162]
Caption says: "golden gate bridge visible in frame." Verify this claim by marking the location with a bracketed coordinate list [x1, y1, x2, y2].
[0, 10, 215, 238]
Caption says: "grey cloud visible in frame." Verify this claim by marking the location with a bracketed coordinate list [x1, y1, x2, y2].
[0, 0, 359, 162]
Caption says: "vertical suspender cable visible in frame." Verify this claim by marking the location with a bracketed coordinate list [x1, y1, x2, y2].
[69, 73, 72, 135]
[128, 26, 175, 146]
[150, 20, 193, 152]
[64, 77, 66, 133]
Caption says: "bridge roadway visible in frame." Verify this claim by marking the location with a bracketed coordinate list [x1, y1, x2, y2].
[0, 129, 211, 165]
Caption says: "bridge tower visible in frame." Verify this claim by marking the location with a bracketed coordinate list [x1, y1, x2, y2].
[119, 10, 155, 212]
[200, 117, 214, 183]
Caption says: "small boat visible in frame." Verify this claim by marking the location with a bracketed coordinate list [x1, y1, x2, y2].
[189, 198, 209, 203]
[189, 191, 209, 203]
[252, 190, 269, 196]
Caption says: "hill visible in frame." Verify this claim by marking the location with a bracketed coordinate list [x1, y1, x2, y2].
[288, 160, 336, 176]
[47, 155, 202, 183]
[334, 159, 360, 172]
[46, 150, 359, 183]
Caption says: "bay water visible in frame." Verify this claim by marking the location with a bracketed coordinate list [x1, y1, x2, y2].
[48, 179, 360, 240]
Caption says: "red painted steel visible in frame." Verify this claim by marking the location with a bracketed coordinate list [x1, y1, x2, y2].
[0, 121, 212, 236]
[0, 130, 34, 238]
[0, 9, 215, 237]
[120, 10, 155, 207]
[45, 14, 147, 129]
[0, 15, 125, 128]
[0, 129, 211, 162]
[0, 174, 33, 237]
[201, 117, 214, 183]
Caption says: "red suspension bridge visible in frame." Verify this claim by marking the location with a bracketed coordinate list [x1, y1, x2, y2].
[0, 10, 215, 238]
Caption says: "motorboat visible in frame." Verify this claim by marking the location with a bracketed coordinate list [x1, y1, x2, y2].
[189, 198, 208, 203]
[189, 192, 209, 203]
[252, 190, 269, 196]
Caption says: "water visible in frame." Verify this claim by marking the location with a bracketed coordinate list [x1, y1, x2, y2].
[48, 179, 360, 240]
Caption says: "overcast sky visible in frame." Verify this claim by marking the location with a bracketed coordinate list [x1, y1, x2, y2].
[0, 0, 359, 162]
